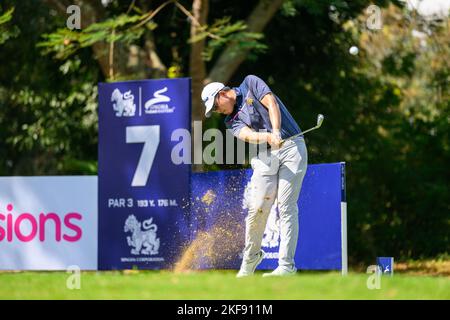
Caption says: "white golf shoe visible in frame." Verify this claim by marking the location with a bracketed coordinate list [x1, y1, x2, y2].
[236, 251, 265, 278]
[262, 266, 297, 277]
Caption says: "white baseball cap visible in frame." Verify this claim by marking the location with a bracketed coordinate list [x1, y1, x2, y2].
[201, 82, 225, 118]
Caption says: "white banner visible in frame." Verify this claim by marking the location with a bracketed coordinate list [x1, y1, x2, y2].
[0, 176, 97, 270]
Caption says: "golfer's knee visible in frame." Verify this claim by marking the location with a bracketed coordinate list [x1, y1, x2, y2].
[278, 201, 299, 218]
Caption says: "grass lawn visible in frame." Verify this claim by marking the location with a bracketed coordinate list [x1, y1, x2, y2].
[0, 271, 449, 300]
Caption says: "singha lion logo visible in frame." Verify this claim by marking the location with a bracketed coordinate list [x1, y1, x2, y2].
[112, 88, 136, 117]
[124, 215, 160, 255]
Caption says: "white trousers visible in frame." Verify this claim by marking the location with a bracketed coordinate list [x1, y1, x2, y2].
[242, 136, 308, 270]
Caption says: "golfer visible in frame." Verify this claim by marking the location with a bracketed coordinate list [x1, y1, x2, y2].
[201, 75, 308, 277]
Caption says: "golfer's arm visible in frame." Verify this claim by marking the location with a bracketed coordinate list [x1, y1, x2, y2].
[238, 127, 270, 144]
[260, 93, 281, 134]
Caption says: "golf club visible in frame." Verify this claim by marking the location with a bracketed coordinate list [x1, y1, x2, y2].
[280, 114, 324, 146]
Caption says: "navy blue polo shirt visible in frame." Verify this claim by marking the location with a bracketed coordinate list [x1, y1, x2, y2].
[224, 75, 301, 140]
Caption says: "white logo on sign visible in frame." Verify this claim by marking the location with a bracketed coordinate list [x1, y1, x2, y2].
[112, 89, 136, 117]
[144, 87, 175, 114]
[124, 214, 160, 255]
[262, 202, 280, 248]
[242, 182, 280, 249]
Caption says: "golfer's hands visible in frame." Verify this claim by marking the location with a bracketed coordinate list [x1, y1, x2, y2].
[267, 132, 282, 149]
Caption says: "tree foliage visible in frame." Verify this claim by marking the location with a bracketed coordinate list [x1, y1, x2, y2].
[38, 13, 146, 60]
[0, 6, 19, 44]
[0, 1, 99, 175]
[37, 0, 268, 80]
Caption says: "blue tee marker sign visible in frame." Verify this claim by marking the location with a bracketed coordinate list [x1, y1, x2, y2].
[98, 78, 191, 270]
[377, 257, 394, 276]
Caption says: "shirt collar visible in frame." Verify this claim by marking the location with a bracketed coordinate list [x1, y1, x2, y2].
[224, 87, 242, 125]
[234, 87, 243, 111]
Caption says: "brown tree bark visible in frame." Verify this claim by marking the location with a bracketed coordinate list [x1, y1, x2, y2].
[139, 0, 167, 79]
[206, 0, 286, 84]
[190, 0, 209, 172]
[190, 0, 209, 122]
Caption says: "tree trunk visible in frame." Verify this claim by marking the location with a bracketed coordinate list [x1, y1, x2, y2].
[206, 0, 286, 84]
[190, 0, 209, 172]
[140, 0, 167, 79]
[190, 0, 209, 122]
[144, 31, 167, 79]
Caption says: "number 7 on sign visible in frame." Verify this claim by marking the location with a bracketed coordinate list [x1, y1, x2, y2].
[126, 125, 160, 187]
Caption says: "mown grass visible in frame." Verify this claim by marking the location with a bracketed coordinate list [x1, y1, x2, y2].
[0, 271, 448, 300]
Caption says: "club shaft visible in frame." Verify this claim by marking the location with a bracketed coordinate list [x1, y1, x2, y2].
[280, 125, 320, 145]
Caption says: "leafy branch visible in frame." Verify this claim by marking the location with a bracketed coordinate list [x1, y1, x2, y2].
[192, 17, 267, 61]
[38, 1, 266, 65]
[38, 13, 150, 60]
[0, 7, 19, 45]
